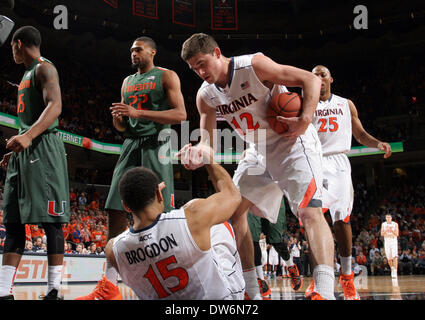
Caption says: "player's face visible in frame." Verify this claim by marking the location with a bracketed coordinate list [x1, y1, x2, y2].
[312, 66, 333, 95]
[11, 40, 24, 64]
[186, 51, 221, 84]
[130, 41, 155, 69]
[386, 215, 392, 223]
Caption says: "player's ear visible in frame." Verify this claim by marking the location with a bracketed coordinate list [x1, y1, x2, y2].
[330, 76, 334, 84]
[151, 48, 157, 58]
[157, 182, 165, 203]
[213, 47, 221, 59]
[121, 200, 132, 213]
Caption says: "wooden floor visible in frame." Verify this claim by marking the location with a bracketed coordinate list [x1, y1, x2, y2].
[10, 274, 425, 300]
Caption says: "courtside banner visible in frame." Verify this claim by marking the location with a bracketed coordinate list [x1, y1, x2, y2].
[0, 112, 404, 160]
[0, 252, 109, 283]
[132, 0, 158, 19]
[103, 0, 118, 8]
[211, 0, 238, 30]
[172, 0, 196, 28]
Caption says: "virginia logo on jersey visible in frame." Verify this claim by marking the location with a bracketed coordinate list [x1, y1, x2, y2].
[315, 108, 344, 117]
[216, 93, 258, 115]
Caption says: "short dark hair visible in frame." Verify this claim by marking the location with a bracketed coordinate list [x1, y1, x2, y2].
[119, 167, 160, 213]
[12, 26, 41, 47]
[134, 36, 156, 50]
[181, 33, 218, 61]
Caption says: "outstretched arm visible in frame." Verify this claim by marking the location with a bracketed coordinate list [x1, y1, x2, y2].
[180, 144, 241, 250]
[350, 99, 392, 158]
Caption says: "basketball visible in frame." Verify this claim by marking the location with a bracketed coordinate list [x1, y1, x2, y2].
[266, 92, 302, 134]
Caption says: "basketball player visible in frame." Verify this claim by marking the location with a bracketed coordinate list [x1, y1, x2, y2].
[249, 197, 303, 294]
[104, 144, 245, 299]
[0, 26, 69, 300]
[181, 33, 336, 300]
[76, 36, 186, 300]
[306, 65, 392, 300]
[381, 213, 399, 279]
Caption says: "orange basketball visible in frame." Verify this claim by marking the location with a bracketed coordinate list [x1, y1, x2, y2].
[266, 92, 302, 134]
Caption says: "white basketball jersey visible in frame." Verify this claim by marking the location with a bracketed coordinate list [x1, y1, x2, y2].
[382, 221, 398, 239]
[312, 94, 352, 155]
[199, 53, 288, 146]
[112, 209, 234, 300]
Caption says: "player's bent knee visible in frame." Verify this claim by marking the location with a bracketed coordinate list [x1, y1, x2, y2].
[3, 223, 26, 255]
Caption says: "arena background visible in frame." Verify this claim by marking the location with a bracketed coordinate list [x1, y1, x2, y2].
[0, 0, 424, 303]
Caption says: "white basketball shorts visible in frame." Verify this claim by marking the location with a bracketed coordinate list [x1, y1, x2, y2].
[233, 124, 325, 223]
[322, 153, 354, 224]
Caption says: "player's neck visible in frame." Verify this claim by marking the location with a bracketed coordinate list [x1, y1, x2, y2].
[132, 204, 163, 229]
[320, 91, 332, 102]
[137, 63, 155, 75]
[215, 57, 231, 88]
[23, 49, 41, 68]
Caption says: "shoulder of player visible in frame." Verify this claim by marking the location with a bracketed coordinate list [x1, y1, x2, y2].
[160, 68, 181, 85]
[35, 61, 58, 81]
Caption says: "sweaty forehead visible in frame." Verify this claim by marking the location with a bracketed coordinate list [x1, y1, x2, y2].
[313, 66, 331, 76]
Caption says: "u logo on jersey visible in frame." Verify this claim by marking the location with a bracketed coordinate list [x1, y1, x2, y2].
[47, 200, 67, 217]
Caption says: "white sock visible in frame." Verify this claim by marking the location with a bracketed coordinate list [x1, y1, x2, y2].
[255, 266, 264, 280]
[47, 265, 63, 294]
[340, 256, 352, 275]
[0, 265, 17, 297]
[243, 268, 261, 300]
[313, 264, 335, 300]
[105, 261, 118, 286]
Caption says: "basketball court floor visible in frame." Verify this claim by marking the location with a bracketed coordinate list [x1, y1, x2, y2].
[10, 274, 425, 300]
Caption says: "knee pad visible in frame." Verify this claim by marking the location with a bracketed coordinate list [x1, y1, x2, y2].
[3, 223, 26, 255]
[41, 223, 64, 255]
[272, 241, 290, 261]
[253, 241, 262, 266]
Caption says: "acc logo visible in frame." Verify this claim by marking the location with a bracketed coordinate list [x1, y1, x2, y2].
[47, 200, 67, 216]
[139, 234, 152, 242]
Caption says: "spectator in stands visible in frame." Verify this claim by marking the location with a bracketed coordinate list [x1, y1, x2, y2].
[371, 251, 383, 275]
[356, 251, 367, 266]
[30, 225, 45, 242]
[33, 237, 43, 252]
[96, 247, 104, 255]
[78, 192, 88, 209]
[399, 249, 414, 275]
[415, 249, 425, 274]
[91, 225, 103, 248]
[369, 244, 380, 262]
[377, 257, 391, 276]
[89, 243, 97, 255]
[75, 243, 84, 254]
[64, 242, 73, 254]
[69, 188, 77, 206]
[72, 225, 82, 245]
[24, 241, 33, 252]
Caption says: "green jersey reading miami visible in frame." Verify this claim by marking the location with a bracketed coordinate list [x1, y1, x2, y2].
[122, 66, 171, 138]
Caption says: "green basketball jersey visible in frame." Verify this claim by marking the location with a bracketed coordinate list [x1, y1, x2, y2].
[17, 57, 58, 133]
[122, 66, 171, 138]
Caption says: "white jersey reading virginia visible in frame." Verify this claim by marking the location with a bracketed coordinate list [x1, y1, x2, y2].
[312, 94, 352, 155]
[199, 53, 287, 146]
[112, 208, 235, 300]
